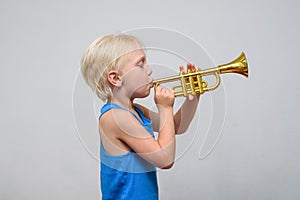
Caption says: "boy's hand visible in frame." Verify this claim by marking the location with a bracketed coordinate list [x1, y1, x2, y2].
[179, 63, 200, 100]
[154, 85, 175, 108]
[179, 63, 197, 73]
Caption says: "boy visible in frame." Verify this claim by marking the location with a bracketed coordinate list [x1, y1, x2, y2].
[81, 34, 200, 200]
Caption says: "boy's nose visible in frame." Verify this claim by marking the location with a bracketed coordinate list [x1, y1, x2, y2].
[146, 64, 152, 76]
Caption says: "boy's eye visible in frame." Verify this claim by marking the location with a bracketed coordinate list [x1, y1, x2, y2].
[137, 60, 145, 67]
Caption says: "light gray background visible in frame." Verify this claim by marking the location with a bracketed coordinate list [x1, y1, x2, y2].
[1, 0, 299, 199]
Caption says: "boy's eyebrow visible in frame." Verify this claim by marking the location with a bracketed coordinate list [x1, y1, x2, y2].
[134, 55, 146, 64]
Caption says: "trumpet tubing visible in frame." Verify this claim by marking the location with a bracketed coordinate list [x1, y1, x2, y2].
[153, 52, 248, 97]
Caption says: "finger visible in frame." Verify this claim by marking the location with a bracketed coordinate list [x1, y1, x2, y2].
[179, 65, 184, 72]
[189, 63, 196, 72]
[170, 91, 175, 99]
[164, 88, 171, 95]
[191, 63, 195, 70]
[166, 88, 174, 98]
[155, 85, 163, 93]
[187, 63, 192, 71]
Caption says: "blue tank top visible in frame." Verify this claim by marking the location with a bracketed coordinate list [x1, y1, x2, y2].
[99, 103, 158, 200]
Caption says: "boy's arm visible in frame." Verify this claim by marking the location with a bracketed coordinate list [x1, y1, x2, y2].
[172, 63, 201, 134]
[173, 94, 200, 134]
[136, 94, 200, 135]
[137, 63, 201, 135]
[103, 86, 176, 169]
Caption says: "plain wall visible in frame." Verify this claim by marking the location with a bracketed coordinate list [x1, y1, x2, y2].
[1, 0, 299, 199]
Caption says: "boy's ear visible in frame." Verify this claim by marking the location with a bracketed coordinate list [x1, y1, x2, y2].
[107, 70, 122, 87]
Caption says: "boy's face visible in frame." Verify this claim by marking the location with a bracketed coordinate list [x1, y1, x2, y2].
[119, 48, 153, 99]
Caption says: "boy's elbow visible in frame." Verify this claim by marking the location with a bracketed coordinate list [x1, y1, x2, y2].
[161, 162, 174, 169]
[176, 129, 186, 135]
[176, 126, 189, 135]
[157, 155, 175, 169]
[154, 153, 175, 169]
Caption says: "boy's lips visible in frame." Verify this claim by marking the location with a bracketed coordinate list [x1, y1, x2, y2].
[149, 81, 155, 88]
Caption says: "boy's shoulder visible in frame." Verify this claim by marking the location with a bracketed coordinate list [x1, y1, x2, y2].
[133, 103, 150, 119]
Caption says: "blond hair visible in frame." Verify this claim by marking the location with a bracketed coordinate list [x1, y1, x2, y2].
[81, 34, 143, 101]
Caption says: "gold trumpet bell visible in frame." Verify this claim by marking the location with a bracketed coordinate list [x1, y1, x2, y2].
[217, 52, 248, 78]
[153, 52, 249, 97]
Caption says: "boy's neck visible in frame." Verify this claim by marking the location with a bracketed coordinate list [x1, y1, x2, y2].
[108, 97, 135, 111]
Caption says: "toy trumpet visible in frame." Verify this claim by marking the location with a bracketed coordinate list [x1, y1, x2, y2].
[153, 52, 248, 97]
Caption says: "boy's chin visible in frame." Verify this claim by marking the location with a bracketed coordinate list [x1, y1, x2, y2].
[132, 90, 151, 99]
